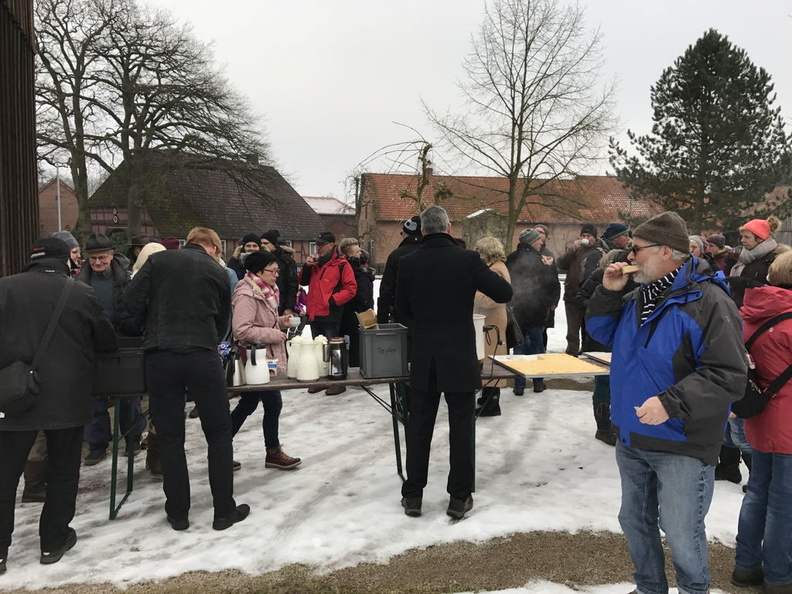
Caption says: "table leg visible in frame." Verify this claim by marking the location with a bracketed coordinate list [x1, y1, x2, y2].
[109, 399, 120, 519]
[390, 382, 405, 481]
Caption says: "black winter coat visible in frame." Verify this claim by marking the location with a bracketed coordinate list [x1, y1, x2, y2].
[506, 244, 561, 329]
[395, 233, 513, 392]
[272, 245, 299, 314]
[377, 235, 422, 324]
[0, 258, 117, 430]
[76, 253, 138, 336]
[123, 243, 231, 351]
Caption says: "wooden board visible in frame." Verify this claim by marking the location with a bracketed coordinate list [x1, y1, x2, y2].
[582, 352, 612, 366]
[490, 353, 609, 378]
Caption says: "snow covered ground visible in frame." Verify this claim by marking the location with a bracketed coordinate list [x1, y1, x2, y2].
[3, 306, 746, 593]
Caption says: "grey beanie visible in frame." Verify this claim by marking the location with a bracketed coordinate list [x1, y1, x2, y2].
[633, 212, 689, 253]
[50, 230, 79, 250]
[519, 228, 542, 246]
[689, 235, 705, 254]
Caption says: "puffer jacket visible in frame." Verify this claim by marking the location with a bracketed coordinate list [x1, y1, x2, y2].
[231, 275, 287, 373]
[586, 257, 747, 465]
[298, 247, 357, 321]
[741, 285, 792, 453]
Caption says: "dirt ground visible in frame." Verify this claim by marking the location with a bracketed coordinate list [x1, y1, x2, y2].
[1, 530, 755, 594]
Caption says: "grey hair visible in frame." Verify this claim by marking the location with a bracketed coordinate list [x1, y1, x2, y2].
[420, 205, 449, 235]
[670, 249, 688, 262]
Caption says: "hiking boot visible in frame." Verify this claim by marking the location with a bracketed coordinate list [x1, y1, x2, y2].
[307, 386, 326, 394]
[732, 567, 764, 587]
[401, 497, 422, 517]
[21, 483, 47, 503]
[447, 495, 473, 520]
[476, 388, 501, 417]
[513, 387, 525, 396]
[213, 504, 250, 531]
[595, 429, 617, 447]
[265, 447, 301, 470]
[533, 382, 547, 393]
[83, 449, 106, 466]
[167, 516, 189, 531]
[40, 528, 77, 565]
[715, 463, 742, 484]
[325, 385, 346, 396]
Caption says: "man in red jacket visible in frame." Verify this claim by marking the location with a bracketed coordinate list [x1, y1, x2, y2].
[299, 232, 357, 395]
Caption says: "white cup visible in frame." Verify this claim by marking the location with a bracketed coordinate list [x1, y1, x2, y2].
[289, 316, 301, 327]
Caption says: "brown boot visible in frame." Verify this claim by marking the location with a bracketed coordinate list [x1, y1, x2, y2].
[22, 460, 47, 503]
[324, 385, 346, 396]
[146, 432, 162, 477]
[265, 446, 301, 470]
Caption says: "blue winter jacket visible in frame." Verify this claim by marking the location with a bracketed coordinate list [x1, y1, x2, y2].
[586, 257, 747, 465]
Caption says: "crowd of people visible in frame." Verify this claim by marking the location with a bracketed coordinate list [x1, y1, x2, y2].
[1, 208, 791, 594]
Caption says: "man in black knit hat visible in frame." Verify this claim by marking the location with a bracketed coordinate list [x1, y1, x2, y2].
[377, 215, 423, 324]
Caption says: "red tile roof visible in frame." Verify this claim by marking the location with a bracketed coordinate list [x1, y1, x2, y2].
[361, 173, 662, 223]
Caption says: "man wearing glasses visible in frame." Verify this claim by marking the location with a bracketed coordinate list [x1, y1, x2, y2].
[586, 211, 746, 594]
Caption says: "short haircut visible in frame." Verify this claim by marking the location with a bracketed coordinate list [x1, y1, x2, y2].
[338, 237, 359, 255]
[768, 250, 792, 286]
[420, 205, 449, 235]
[186, 227, 222, 253]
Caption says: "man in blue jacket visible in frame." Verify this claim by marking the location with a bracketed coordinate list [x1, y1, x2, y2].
[586, 211, 746, 594]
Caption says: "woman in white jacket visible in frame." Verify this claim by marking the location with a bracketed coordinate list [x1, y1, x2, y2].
[230, 250, 301, 470]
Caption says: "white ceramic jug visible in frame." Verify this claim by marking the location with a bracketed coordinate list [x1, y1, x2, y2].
[313, 335, 329, 377]
[245, 342, 270, 385]
[296, 336, 320, 382]
[286, 337, 301, 379]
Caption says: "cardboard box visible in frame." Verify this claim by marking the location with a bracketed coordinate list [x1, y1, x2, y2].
[359, 323, 409, 379]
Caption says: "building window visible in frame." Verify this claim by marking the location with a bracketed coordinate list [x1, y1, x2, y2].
[309, 241, 317, 255]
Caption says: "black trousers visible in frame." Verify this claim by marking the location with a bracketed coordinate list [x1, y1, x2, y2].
[0, 426, 83, 555]
[145, 349, 236, 520]
[401, 387, 475, 501]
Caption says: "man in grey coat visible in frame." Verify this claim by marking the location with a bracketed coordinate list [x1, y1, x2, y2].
[0, 238, 116, 571]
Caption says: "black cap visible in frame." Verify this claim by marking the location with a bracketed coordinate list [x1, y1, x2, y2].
[84, 232, 114, 254]
[402, 215, 422, 236]
[315, 231, 335, 245]
[31, 237, 71, 261]
[244, 250, 277, 273]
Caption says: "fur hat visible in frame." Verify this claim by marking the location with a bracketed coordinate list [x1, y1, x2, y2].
[315, 231, 335, 245]
[84, 232, 114, 254]
[240, 233, 261, 247]
[705, 234, 725, 250]
[244, 250, 277, 274]
[261, 229, 280, 245]
[519, 228, 542, 246]
[402, 216, 422, 236]
[633, 212, 689, 253]
[580, 224, 597, 239]
[50, 230, 79, 250]
[602, 223, 629, 240]
[31, 237, 71, 261]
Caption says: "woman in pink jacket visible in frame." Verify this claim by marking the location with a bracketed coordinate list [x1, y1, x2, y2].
[733, 250, 792, 591]
[231, 251, 301, 470]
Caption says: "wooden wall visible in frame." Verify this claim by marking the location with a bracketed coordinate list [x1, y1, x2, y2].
[0, 0, 37, 277]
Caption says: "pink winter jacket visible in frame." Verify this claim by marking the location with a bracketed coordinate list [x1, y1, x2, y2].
[232, 276, 288, 372]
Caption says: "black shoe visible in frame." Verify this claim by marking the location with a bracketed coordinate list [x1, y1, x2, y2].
[476, 405, 502, 417]
[21, 484, 47, 503]
[715, 463, 742, 484]
[0, 554, 6, 574]
[732, 567, 764, 587]
[513, 387, 525, 396]
[83, 449, 106, 466]
[167, 516, 189, 531]
[188, 405, 200, 419]
[40, 528, 77, 565]
[447, 495, 473, 520]
[533, 382, 547, 393]
[595, 429, 617, 447]
[213, 504, 250, 531]
[401, 497, 422, 517]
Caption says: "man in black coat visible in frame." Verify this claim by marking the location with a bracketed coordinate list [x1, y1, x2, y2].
[124, 227, 249, 532]
[260, 230, 299, 316]
[0, 238, 116, 571]
[395, 206, 513, 520]
[377, 215, 423, 324]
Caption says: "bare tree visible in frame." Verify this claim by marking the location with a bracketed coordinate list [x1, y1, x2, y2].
[36, 0, 270, 237]
[426, 0, 615, 246]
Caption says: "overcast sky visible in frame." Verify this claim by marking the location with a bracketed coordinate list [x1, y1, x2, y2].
[144, 0, 791, 202]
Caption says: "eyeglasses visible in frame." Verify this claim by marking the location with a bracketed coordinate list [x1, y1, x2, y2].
[262, 267, 280, 275]
[629, 243, 660, 255]
[88, 255, 111, 262]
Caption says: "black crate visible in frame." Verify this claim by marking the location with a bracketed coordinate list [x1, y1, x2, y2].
[92, 337, 146, 396]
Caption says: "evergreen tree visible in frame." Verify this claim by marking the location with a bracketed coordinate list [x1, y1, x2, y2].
[610, 29, 791, 231]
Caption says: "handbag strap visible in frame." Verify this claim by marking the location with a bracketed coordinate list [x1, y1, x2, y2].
[30, 277, 74, 372]
[765, 363, 792, 396]
[745, 311, 792, 396]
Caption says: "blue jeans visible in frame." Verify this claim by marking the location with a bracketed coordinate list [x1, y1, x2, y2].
[735, 450, 792, 586]
[724, 416, 753, 455]
[514, 326, 545, 389]
[615, 442, 714, 594]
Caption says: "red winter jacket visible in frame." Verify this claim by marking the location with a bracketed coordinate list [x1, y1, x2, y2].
[741, 285, 792, 453]
[298, 248, 357, 320]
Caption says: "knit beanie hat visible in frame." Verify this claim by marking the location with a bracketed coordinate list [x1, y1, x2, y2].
[402, 215, 422, 236]
[261, 229, 280, 245]
[633, 212, 689, 253]
[519, 228, 542, 246]
[580, 224, 597, 239]
[533, 224, 549, 237]
[50, 230, 79, 250]
[241, 233, 261, 247]
[161, 237, 180, 250]
[705, 234, 725, 250]
[602, 223, 629, 240]
[689, 235, 705, 254]
[244, 250, 277, 274]
[742, 219, 772, 241]
[31, 237, 71, 261]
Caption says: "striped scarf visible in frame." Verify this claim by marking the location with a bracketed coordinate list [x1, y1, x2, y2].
[638, 266, 682, 324]
[245, 271, 280, 314]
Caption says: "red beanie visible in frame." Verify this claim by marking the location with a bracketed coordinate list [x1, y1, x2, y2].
[742, 219, 771, 241]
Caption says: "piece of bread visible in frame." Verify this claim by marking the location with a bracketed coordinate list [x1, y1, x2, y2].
[621, 265, 640, 274]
